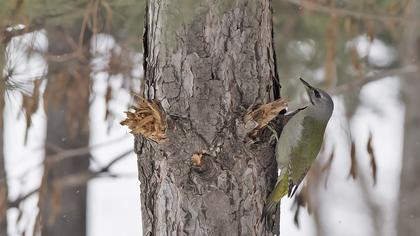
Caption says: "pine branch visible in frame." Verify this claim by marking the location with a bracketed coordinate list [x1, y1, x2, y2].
[281, 0, 411, 23]
[330, 65, 419, 95]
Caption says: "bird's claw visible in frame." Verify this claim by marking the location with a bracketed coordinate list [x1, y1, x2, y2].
[267, 125, 279, 144]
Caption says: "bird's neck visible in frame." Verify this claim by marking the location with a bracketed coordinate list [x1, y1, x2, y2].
[305, 104, 332, 123]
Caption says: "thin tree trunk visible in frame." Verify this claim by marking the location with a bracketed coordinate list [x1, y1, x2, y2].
[0, 44, 8, 236]
[39, 24, 91, 236]
[0, 94, 7, 236]
[137, 0, 280, 235]
[398, 1, 420, 235]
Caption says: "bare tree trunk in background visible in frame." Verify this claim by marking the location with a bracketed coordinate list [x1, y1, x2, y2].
[398, 1, 420, 235]
[137, 0, 280, 235]
[0, 91, 7, 236]
[0, 45, 8, 236]
[38, 24, 92, 236]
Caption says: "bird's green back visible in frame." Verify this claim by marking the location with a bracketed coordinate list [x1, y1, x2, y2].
[288, 115, 326, 184]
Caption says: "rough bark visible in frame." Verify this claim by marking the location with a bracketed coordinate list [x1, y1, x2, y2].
[136, 0, 280, 235]
[398, 1, 420, 235]
[39, 24, 91, 236]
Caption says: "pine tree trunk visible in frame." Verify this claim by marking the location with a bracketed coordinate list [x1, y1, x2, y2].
[39, 23, 91, 236]
[398, 1, 420, 235]
[137, 0, 280, 235]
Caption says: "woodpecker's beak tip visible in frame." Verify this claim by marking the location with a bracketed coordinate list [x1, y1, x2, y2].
[300, 78, 315, 105]
[299, 78, 311, 88]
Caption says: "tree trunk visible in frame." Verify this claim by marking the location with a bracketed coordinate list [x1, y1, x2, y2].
[399, 69, 420, 236]
[136, 0, 280, 235]
[398, 1, 420, 235]
[0, 95, 7, 236]
[39, 24, 91, 236]
[0, 44, 8, 236]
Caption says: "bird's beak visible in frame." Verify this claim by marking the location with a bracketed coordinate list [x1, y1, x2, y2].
[300, 78, 315, 105]
[300, 78, 315, 90]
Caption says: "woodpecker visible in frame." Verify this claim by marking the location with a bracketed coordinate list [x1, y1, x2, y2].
[262, 78, 334, 221]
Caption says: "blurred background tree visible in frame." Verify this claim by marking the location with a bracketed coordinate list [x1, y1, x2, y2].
[0, 0, 419, 235]
[398, 1, 420, 235]
[1, 42, 8, 236]
[1, 0, 143, 235]
[39, 21, 92, 236]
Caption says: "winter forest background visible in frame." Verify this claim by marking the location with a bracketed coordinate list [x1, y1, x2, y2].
[0, 0, 419, 235]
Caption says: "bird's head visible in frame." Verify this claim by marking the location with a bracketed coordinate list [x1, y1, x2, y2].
[300, 78, 334, 120]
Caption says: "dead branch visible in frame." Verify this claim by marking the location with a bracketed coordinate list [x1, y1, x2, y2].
[8, 188, 38, 208]
[45, 135, 129, 164]
[330, 65, 419, 95]
[281, 0, 412, 23]
[7, 149, 133, 208]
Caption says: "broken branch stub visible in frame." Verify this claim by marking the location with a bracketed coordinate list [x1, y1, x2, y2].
[243, 98, 288, 137]
[120, 96, 167, 143]
[191, 153, 203, 167]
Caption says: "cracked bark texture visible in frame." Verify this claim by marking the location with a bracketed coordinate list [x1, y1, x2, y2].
[136, 0, 280, 235]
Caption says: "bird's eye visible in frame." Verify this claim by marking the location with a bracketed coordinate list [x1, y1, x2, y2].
[314, 90, 321, 98]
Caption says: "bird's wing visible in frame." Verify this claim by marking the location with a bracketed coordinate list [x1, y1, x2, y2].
[276, 110, 306, 168]
[288, 116, 326, 197]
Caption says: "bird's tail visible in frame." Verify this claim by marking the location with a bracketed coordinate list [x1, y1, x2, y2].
[261, 200, 279, 234]
[261, 200, 278, 221]
[261, 173, 289, 226]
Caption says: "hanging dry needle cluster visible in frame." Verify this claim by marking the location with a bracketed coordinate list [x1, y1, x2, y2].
[120, 96, 167, 143]
[243, 98, 288, 137]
